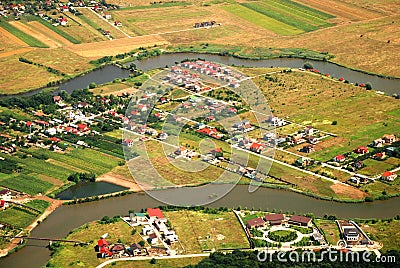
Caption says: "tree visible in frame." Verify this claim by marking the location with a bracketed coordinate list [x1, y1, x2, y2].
[150, 258, 156, 264]
[303, 62, 314, 70]
[89, 82, 97, 89]
[365, 82, 372, 90]
[331, 120, 338, 125]
[138, 240, 145, 247]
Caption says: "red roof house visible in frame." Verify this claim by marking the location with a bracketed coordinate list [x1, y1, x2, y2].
[77, 124, 90, 132]
[381, 171, 397, 182]
[333, 155, 346, 162]
[246, 218, 265, 229]
[354, 146, 369, 154]
[264, 213, 285, 225]
[288, 215, 312, 227]
[49, 137, 61, 143]
[250, 142, 265, 153]
[147, 208, 165, 219]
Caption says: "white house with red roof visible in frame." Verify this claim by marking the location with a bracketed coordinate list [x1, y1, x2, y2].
[354, 146, 369, 154]
[381, 171, 397, 182]
[333, 155, 346, 163]
[147, 208, 167, 223]
[58, 17, 68, 26]
[123, 139, 134, 147]
[77, 124, 90, 133]
[249, 142, 265, 154]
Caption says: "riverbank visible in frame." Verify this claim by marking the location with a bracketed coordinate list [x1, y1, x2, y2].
[2, 47, 400, 97]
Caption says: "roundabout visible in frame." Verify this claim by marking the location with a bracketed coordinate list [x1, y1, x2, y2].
[261, 226, 313, 246]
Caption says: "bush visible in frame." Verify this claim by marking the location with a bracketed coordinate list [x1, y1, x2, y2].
[331, 120, 337, 125]
[303, 62, 314, 70]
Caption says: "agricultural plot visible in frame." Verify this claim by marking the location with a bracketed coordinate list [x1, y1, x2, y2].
[9, 21, 60, 48]
[221, 4, 303, 35]
[78, 8, 128, 39]
[253, 0, 334, 29]
[59, 13, 107, 43]
[0, 21, 48, 48]
[110, 6, 211, 34]
[165, 210, 249, 253]
[0, 174, 53, 195]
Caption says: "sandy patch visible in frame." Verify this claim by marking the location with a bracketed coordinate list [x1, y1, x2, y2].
[330, 183, 366, 199]
[96, 171, 142, 191]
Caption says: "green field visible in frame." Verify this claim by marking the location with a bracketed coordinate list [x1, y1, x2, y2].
[221, 4, 302, 35]
[0, 174, 53, 195]
[0, 21, 48, 48]
[0, 200, 49, 228]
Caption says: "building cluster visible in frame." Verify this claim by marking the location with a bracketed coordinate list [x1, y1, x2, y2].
[179, 60, 244, 89]
[0, 189, 12, 210]
[193, 21, 217, 28]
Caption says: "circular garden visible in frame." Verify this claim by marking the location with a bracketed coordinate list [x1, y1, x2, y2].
[268, 230, 298, 242]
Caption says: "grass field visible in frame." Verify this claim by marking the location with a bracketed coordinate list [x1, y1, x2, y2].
[165, 210, 249, 253]
[0, 200, 50, 228]
[221, 4, 302, 35]
[360, 219, 400, 252]
[314, 219, 341, 245]
[0, 174, 53, 195]
[0, 20, 48, 48]
[28, 17, 81, 44]
[253, 71, 400, 161]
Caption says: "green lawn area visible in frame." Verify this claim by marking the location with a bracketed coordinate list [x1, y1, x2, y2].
[0, 20, 48, 48]
[0, 174, 53, 195]
[220, 4, 303, 35]
[313, 219, 340, 245]
[358, 158, 398, 177]
[105, 129, 123, 139]
[241, 2, 318, 32]
[359, 219, 400, 252]
[0, 200, 49, 228]
[240, 211, 266, 222]
[165, 210, 249, 253]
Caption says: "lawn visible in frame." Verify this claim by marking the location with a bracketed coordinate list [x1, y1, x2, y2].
[165, 210, 249, 253]
[0, 20, 48, 48]
[47, 220, 144, 268]
[359, 219, 400, 252]
[313, 219, 340, 245]
[220, 4, 303, 35]
[358, 158, 399, 177]
[0, 200, 49, 228]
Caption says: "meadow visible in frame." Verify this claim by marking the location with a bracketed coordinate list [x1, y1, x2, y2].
[0, 200, 50, 228]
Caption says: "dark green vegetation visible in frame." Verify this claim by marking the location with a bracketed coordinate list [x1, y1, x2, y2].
[268, 230, 298, 242]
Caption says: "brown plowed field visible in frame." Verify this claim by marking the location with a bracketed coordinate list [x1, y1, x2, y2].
[28, 21, 73, 46]
[0, 26, 27, 46]
[9, 21, 60, 48]
[66, 35, 169, 58]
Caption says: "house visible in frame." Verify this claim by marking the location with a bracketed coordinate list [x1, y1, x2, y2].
[159, 97, 168, 104]
[114, 20, 122, 26]
[333, 155, 346, 163]
[57, 17, 68, 26]
[354, 146, 369, 154]
[385, 147, 398, 156]
[142, 225, 153, 235]
[382, 134, 396, 144]
[0, 189, 11, 200]
[103, 12, 111, 19]
[129, 243, 144, 256]
[291, 135, 306, 145]
[157, 132, 168, 140]
[268, 116, 285, 127]
[349, 177, 360, 184]
[246, 217, 265, 229]
[49, 137, 61, 143]
[227, 107, 237, 114]
[304, 126, 314, 135]
[210, 148, 223, 157]
[352, 161, 364, 169]
[77, 124, 90, 132]
[147, 208, 165, 220]
[148, 233, 158, 245]
[288, 215, 312, 227]
[342, 226, 359, 242]
[0, 200, 8, 209]
[373, 152, 386, 160]
[249, 142, 265, 154]
[307, 136, 318, 144]
[53, 96, 62, 103]
[174, 146, 188, 156]
[123, 139, 134, 147]
[372, 138, 384, 148]
[264, 213, 284, 226]
[301, 145, 314, 153]
[205, 115, 215, 122]
[381, 171, 397, 182]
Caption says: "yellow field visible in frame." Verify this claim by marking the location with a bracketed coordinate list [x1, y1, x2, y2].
[0, 55, 60, 94]
[28, 21, 74, 46]
[66, 35, 169, 58]
[9, 21, 60, 48]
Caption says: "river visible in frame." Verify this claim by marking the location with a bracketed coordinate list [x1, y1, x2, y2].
[1, 185, 400, 268]
[4, 53, 400, 99]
